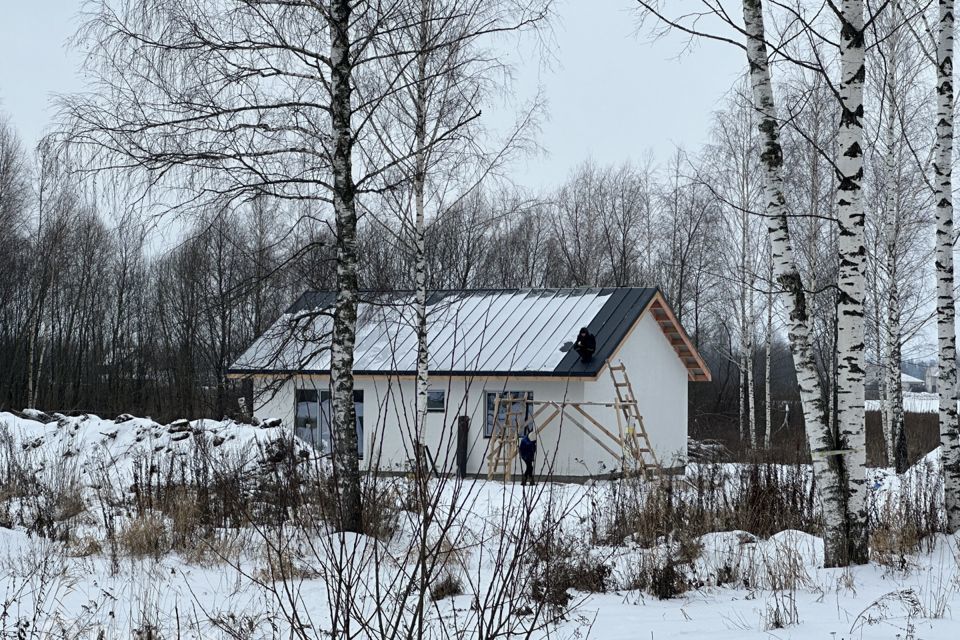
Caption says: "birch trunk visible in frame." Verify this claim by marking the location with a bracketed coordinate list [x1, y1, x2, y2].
[765, 248, 773, 448]
[739, 205, 749, 445]
[413, 1, 430, 449]
[26, 317, 36, 409]
[882, 60, 906, 472]
[742, 0, 854, 567]
[329, 0, 363, 534]
[739, 352, 747, 443]
[412, 13, 431, 636]
[934, 0, 960, 531]
[834, 0, 869, 564]
[747, 274, 757, 449]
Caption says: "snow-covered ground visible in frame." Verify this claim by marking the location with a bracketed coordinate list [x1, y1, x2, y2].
[0, 411, 958, 639]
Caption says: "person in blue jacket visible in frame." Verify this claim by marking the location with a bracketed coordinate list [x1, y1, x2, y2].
[519, 428, 537, 486]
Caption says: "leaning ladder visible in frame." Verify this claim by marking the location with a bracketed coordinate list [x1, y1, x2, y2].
[608, 361, 661, 477]
[486, 393, 528, 481]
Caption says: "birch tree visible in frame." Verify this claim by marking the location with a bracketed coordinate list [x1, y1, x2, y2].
[740, 0, 857, 566]
[61, 0, 433, 532]
[933, 0, 960, 531]
[636, 0, 876, 566]
[833, 0, 869, 563]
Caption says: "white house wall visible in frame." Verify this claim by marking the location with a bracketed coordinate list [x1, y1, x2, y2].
[255, 374, 595, 477]
[581, 311, 688, 468]
[251, 309, 689, 477]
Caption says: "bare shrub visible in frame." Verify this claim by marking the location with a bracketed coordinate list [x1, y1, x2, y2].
[360, 477, 401, 541]
[430, 572, 464, 601]
[595, 462, 817, 549]
[530, 519, 612, 609]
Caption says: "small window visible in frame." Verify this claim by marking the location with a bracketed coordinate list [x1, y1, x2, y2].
[427, 390, 445, 413]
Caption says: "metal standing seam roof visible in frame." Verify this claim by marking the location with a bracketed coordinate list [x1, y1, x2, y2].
[228, 287, 707, 379]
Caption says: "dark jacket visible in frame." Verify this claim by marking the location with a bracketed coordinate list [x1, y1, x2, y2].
[518, 435, 537, 462]
[574, 332, 596, 359]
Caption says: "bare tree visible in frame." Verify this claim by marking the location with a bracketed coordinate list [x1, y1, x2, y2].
[932, 0, 960, 532]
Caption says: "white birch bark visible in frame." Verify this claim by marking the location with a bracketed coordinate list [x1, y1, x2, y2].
[742, 0, 854, 566]
[934, 0, 960, 531]
[329, 0, 363, 534]
[834, 0, 869, 564]
[413, 1, 430, 448]
[881, 59, 906, 471]
[765, 246, 773, 448]
[739, 204, 750, 446]
[739, 351, 747, 443]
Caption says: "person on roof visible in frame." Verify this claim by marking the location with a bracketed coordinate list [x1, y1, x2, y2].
[519, 428, 537, 486]
[574, 327, 596, 362]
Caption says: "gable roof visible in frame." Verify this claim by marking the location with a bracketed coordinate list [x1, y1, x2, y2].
[228, 287, 710, 380]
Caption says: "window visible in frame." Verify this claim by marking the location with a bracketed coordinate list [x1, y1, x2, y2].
[427, 390, 445, 413]
[485, 391, 533, 438]
[295, 389, 320, 446]
[294, 388, 363, 458]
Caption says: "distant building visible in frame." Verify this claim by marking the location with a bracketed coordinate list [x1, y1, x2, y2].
[865, 365, 927, 397]
[228, 288, 711, 478]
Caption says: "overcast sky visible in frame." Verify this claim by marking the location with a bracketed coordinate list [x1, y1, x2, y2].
[0, 0, 745, 191]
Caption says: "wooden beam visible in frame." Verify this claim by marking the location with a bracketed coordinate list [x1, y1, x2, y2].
[556, 406, 622, 460]
[571, 404, 624, 447]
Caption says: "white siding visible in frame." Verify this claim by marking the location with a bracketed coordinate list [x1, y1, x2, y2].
[252, 309, 690, 477]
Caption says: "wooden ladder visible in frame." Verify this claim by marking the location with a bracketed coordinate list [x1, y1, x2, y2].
[608, 361, 660, 477]
[486, 392, 528, 481]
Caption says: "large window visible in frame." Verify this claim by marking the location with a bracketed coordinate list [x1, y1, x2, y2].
[485, 391, 533, 438]
[295, 388, 363, 457]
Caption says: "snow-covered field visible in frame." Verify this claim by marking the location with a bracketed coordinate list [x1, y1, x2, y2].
[865, 392, 941, 414]
[0, 411, 959, 639]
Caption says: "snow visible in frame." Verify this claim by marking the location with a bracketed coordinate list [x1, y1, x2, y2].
[0, 411, 318, 495]
[865, 392, 942, 414]
[231, 289, 614, 375]
[1, 410, 960, 637]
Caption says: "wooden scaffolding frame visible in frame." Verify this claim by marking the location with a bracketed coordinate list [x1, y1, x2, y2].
[486, 360, 661, 481]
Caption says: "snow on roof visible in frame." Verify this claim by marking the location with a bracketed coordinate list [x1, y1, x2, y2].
[900, 372, 924, 385]
[229, 288, 677, 377]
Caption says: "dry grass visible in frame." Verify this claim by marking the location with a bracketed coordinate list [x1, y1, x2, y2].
[594, 462, 818, 549]
[67, 535, 102, 558]
[255, 546, 321, 583]
[178, 531, 246, 567]
[119, 513, 170, 558]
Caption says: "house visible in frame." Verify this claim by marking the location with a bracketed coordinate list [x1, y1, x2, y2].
[227, 287, 710, 479]
[900, 372, 925, 393]
[865, 366, 930, 398]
